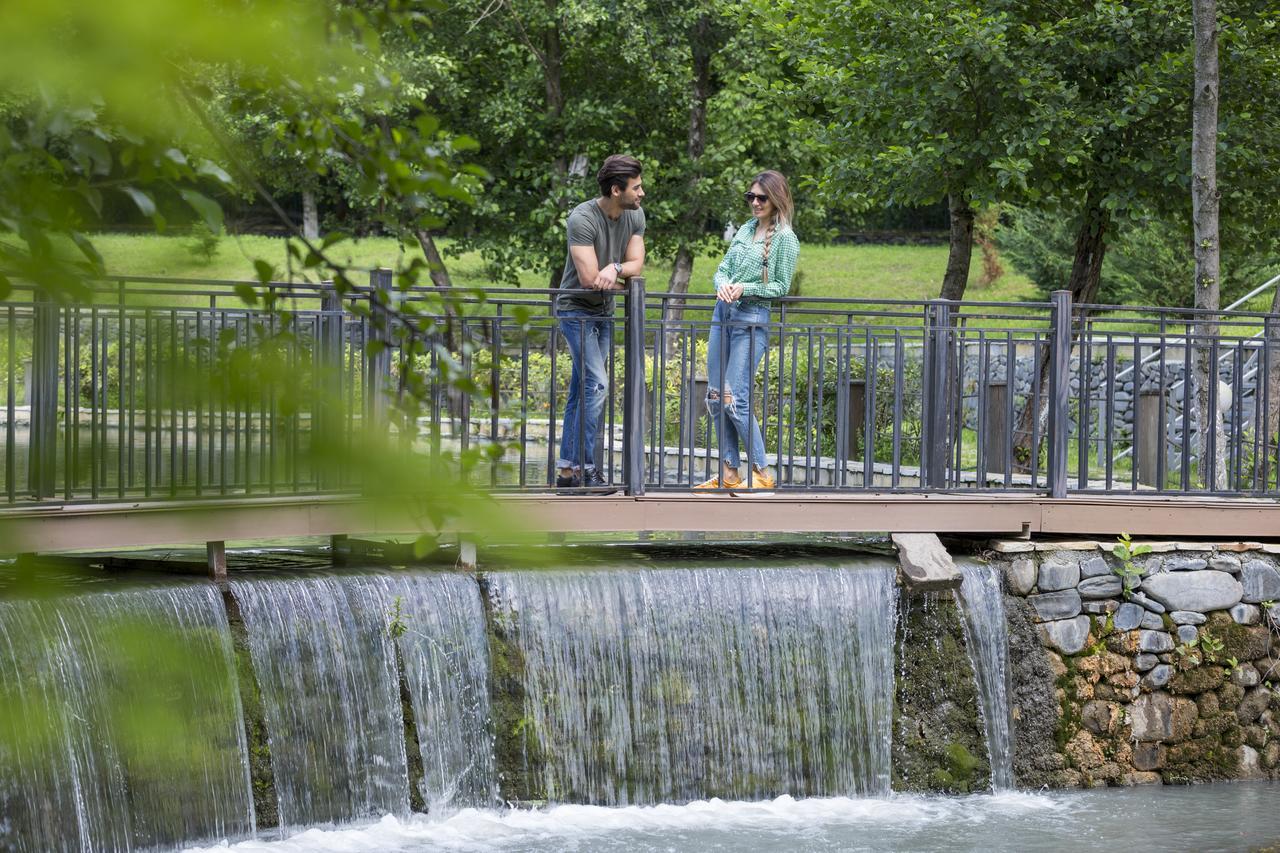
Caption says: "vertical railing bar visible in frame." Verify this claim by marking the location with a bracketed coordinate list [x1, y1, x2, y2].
[1181, 322, 1193, 491]
[1047, 292, 1072, 498]
[1077, 324, 1091, 490]
[891, 331, 903, 490]
[6, 306, 15, 504]
[89, 306, 99, 499]
[976, 332, 988, 486]
[519, 333, 530, 488]
[864, 326, 876, 489]
[491, 314, 501, 488]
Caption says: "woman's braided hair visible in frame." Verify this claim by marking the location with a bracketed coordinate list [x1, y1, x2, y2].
[751, 170, 792, 286]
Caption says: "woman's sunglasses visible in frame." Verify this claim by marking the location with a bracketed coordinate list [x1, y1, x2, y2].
[743, 192, 769, 204]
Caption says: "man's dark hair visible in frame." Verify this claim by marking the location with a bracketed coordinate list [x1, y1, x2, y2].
[597, 154, 642, 198]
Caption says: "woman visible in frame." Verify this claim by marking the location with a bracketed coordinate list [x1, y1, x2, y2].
[696, 170, 799, 492]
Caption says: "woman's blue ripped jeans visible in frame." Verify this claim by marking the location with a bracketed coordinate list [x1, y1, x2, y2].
[705, 300, 770, 470]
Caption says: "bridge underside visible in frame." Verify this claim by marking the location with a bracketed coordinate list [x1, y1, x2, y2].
[2, 493, 1278, 555]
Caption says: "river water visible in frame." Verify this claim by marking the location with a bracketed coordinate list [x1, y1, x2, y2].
[185, 785, 1280, 852]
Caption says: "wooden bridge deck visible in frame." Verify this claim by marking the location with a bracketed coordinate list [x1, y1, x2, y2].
[2, 492, 1277, 555]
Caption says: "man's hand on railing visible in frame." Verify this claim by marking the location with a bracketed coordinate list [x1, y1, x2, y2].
[591, 265, 622, 290]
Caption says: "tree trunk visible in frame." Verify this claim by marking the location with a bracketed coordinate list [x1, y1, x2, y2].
[302, 190, 319, 240]
[939, 192, 975, 302]
[1193, 0, 1223, 490]
[1012, 194, 1110, 472]
[662, 246, 696, 356]
[414, 230, 455, 290]
[661, 15, 714, 357]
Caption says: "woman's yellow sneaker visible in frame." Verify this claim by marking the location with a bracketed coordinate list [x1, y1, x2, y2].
[738, 467, 775, 492]
[694, 470, 742, 491]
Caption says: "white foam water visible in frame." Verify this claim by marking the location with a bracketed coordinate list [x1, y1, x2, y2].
[183, 784, 1280, 853]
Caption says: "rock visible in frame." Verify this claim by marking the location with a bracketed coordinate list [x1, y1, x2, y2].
[1241, 560, 1280, 604]
[1109, 670, 1139, 689]
[1114, 603, 1145, 632]
[1046, 651, 1068, 680]
[1141, 571, 1243, 613]
[1039, 557, 1081, 592]
[1210, 614, 1273, 660]
[1082, 700, 1118, 735]
[1131, 592, 1167, 614]
[1232, 664, 1261, 688]
[1231, 603, 1261, 625]
[1198, 692, 1221, 717]
[1166, 557, 1209, 572]
[1005, 558, 1036, 596]
[1029, 590, 1083, 621]
[1080, 556, 1112, 579]
[1140, 630, 1175, 653]
[1141, 613, 1165, 630]
[1266, 742, 1280, 769]
[1083, 600, 1120, 615]
[1170, 666, 1226, 695]
[1239, 745, 1267, 780]
[1238, 687, 1272, 724]
[1177, 625, 1200, 645]
[1038, 616, 1091, 655]
[1170, 611, 1207, 626]
[1065, 730, 1106, 770]
[893, 533, 963, 590]
[1121, 771, 1164, 785]
[1143, 665, 1174, 690]
[1135, 653, 1159, 672]
[1131, 741, 1165, 770]
[1220, 683, 1246, 708]
[1211, 554, 1242, 574]
[1130, 693, 1198, 742]
[1078, 576, 1124, 599]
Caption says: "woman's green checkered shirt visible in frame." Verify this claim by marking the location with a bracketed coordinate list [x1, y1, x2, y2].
[713, 219, 800, 304]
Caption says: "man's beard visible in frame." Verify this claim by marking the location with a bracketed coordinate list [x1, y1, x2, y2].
[620, 198, 641, 210]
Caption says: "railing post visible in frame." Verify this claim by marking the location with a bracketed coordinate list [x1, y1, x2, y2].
[318, 281, 343, 489]
[29, 290, 59, 498]
[1047, 289, 1073, 498]
[623, 277, 646, 496]
[923, 300, 952, 489]
[367, 269, 394, 435]
[983, 379, 1009, 479]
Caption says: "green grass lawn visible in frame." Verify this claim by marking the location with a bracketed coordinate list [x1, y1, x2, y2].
[81, 232, 1040, 305]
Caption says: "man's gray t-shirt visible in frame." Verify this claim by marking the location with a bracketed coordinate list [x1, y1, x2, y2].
[556, 200, 646, 315]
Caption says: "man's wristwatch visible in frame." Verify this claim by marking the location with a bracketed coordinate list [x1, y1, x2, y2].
[612, 262, 623, 276]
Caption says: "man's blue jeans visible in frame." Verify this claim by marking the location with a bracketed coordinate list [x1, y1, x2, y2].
[706, 300, 770, 469]
[557, 311, 613, 471]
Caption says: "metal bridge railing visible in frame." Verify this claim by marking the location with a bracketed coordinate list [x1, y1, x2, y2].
[3, 273, 1279, 505]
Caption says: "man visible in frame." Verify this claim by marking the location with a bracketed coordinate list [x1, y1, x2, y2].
[555, 154, 646, 493]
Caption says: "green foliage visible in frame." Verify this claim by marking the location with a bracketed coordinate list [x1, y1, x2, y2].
[1000, 206, 1278, 307]
[184, 222, 222, 265]
[1111, 533, 1152, 599]
[1200, 632, 1224, 664]
[387, 595, 408, 641]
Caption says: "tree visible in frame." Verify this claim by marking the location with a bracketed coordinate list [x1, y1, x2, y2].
[764, 0, 1073, 301]
[1192, 0, 1224, 488]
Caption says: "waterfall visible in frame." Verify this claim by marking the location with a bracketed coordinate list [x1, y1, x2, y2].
[370, 573, 496, 812]
[956, 560, 1015, 790]
[486, 562, 898, 805]
[0, 584, 254, 852]
[230, 571, 494, 828]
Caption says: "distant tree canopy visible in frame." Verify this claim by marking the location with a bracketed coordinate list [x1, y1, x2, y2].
[2, 0, 1277, 307]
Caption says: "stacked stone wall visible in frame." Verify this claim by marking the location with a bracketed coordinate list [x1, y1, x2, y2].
[989, 539, 1280, 787]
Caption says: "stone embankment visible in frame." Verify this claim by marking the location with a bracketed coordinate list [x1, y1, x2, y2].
[989, 539, 1280, 787]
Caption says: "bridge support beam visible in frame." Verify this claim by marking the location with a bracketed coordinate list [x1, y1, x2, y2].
[892, 532, 962, 591]
[206, 540, 227, 583]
